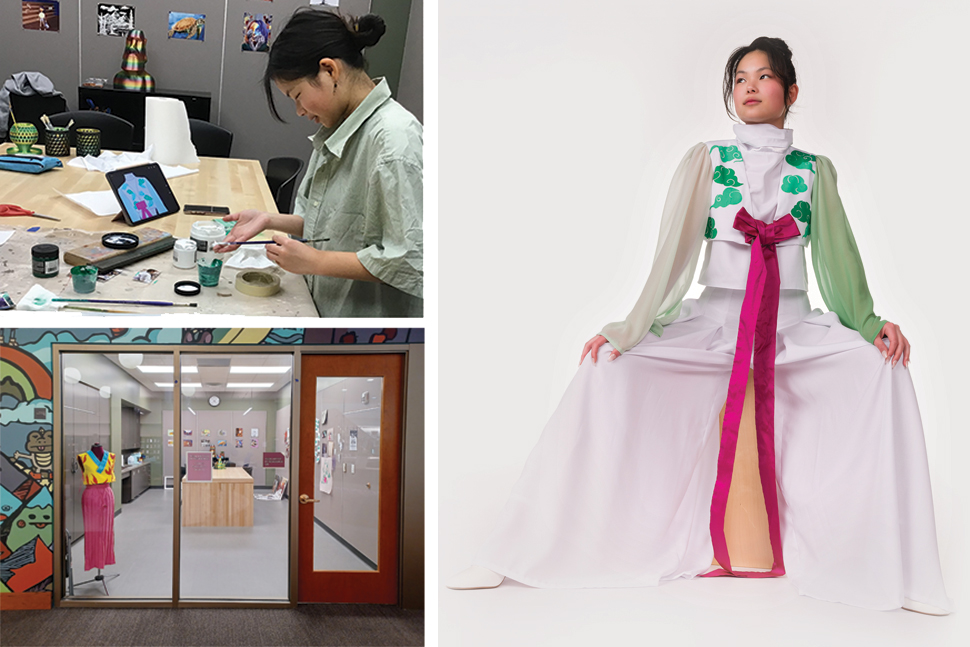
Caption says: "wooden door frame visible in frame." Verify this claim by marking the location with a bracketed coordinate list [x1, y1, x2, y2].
[51, 343, 420, 609]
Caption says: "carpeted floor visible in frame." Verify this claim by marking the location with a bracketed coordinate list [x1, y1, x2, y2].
[0, 605, 424, 646]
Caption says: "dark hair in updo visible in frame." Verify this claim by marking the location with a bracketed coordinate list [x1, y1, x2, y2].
[263, 8, 387, 121]
[722, 37, 797, 123]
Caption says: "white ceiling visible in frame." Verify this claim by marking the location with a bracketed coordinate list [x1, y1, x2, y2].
[105, 353, 292, 395]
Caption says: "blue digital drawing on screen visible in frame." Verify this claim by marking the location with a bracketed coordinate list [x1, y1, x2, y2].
[118, 172, 163, 221]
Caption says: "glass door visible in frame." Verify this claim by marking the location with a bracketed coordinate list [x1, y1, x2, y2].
[298, 353, 405, 603]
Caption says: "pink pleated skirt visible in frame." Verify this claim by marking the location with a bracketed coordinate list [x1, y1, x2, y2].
[81, 483, 116, 571]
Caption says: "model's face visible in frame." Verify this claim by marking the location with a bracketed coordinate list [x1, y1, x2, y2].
[732, 50, 795, 129]
[275, 64, 341, 128]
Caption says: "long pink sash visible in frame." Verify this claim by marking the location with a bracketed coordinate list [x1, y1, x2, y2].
[701, 208, 801, 578]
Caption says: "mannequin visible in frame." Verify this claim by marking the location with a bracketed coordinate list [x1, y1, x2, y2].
[77, 443, 116, 574]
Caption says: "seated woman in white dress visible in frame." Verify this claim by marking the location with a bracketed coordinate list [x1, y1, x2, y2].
[447, 37, 951, 616]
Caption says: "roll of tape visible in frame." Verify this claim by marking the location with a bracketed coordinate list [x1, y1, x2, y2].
[236, 270, 281, 297]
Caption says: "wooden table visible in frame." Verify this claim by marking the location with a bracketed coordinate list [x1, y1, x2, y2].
[0, 152, 318, 315]
[182, 467, 254, 527]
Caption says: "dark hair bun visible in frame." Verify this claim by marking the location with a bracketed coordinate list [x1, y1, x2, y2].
[352, 14, 386, 49]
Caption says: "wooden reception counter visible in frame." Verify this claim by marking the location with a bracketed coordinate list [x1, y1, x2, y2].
[182, 467, 254, 527]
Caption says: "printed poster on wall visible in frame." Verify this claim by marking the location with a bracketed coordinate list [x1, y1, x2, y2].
[251, 428, 259, 438]
[22, 2, 60, 32]
[319, 456, 333, 494]
[167, 12, 204, 41]
[242, 13, 272, 52]
[97, 4, 134, 37]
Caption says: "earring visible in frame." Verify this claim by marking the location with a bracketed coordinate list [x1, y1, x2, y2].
[333, 82, 337, 94]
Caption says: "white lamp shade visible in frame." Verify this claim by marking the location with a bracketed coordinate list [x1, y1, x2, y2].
[181, 385, 196, 397]
[99, 386, 112, 399]
[63, 367, 81, 384]
[119, 353, 143, 369]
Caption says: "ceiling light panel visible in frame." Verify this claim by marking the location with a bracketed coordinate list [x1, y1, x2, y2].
[229, 366, 291, 374]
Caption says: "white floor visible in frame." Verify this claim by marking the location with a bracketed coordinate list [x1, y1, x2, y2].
[69, 487, 370, 601]
[441, 468, 968, 647]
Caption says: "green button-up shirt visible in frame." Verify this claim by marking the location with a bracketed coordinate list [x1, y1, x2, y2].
[296, 78, 423, 317]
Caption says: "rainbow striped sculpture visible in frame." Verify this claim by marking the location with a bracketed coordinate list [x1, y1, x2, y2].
[113, 30, 155, 92]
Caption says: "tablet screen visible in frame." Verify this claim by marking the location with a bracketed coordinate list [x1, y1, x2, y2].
[105, 163, 180, 226]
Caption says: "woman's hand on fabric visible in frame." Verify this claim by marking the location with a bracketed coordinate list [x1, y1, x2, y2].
[580, 335, 619, 365]
[214, 210, 272, 252]
[873, 321, 910, 368]
[265, 235, 322, 274]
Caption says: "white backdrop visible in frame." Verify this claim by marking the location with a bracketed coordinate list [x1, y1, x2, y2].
[440, 0, 970, 644]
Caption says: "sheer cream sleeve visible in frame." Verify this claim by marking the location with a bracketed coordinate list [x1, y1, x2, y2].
[600, 142, 713, 353]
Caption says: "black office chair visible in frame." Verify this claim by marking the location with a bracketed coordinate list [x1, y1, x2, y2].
[265, 157, 305, 214]
[188, 118, 233, 158]
[49, 110, 136, 151]
[8, 93, 68, 143]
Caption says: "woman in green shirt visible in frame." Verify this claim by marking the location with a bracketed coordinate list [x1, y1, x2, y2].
[218, 9, 423, 317]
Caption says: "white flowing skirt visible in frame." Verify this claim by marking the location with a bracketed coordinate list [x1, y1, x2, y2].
[474, 287, 951, 611]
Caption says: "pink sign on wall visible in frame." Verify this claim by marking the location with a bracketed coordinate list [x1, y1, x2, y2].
[186, 451, 212, 481]
[262, 452, 285, 468]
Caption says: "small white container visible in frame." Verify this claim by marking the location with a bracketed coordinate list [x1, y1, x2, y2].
[190, 221, 226, 266]
[172, 238, 198, 269]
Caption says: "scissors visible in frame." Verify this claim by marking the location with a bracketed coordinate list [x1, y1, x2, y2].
[0, 204, 61, 221]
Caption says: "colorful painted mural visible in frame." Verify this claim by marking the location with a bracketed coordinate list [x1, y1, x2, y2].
[0, 328, 422, 606]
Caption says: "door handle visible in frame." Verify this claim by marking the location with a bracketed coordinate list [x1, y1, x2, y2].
[299, 494, 320, 504]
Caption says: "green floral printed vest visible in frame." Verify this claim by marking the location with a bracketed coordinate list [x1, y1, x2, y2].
[703, 141, 815, 245]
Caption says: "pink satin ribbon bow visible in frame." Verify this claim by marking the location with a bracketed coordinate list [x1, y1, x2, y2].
[702, 208, 801, 578]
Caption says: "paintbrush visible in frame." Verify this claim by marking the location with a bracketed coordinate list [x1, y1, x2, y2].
[63, 305, 137, 314]
[52, 298, 198, 307]
[223, 237, 331, 246]
[40, 114, 53, 130]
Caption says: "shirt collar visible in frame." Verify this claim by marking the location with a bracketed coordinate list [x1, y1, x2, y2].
[733, 123, 793, 150]
[309, 78, 392, 158]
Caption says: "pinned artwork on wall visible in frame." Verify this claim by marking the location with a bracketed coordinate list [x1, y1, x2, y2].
[314, 423, 322, 463]
[349, 429, 358, 451]
[250, 428, 258, 438]
[183, 439, 193, 447]
[183, 429, 193, 436]
[168, 439, 174, 446]
[202, 428, 210, 436]
[22, 1, 60, 32]
[201, 439, 210, 448]
[217, 439, 227, 447]
[97, 4, 135, 37]
[319, 455, 333, 494]
[219, 429, 226, 436]
[168, 12, 205, 41]
[235, 428, 243, 438]
[167, 429, 174, 437]
[251, 439, 258, 448]
[242, 13, 272, 52]
[235, 439, 243, 448]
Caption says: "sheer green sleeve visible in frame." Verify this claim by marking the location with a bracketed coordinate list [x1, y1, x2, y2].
[810, 155, 887, 344]
[600, 143, 713, 353]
